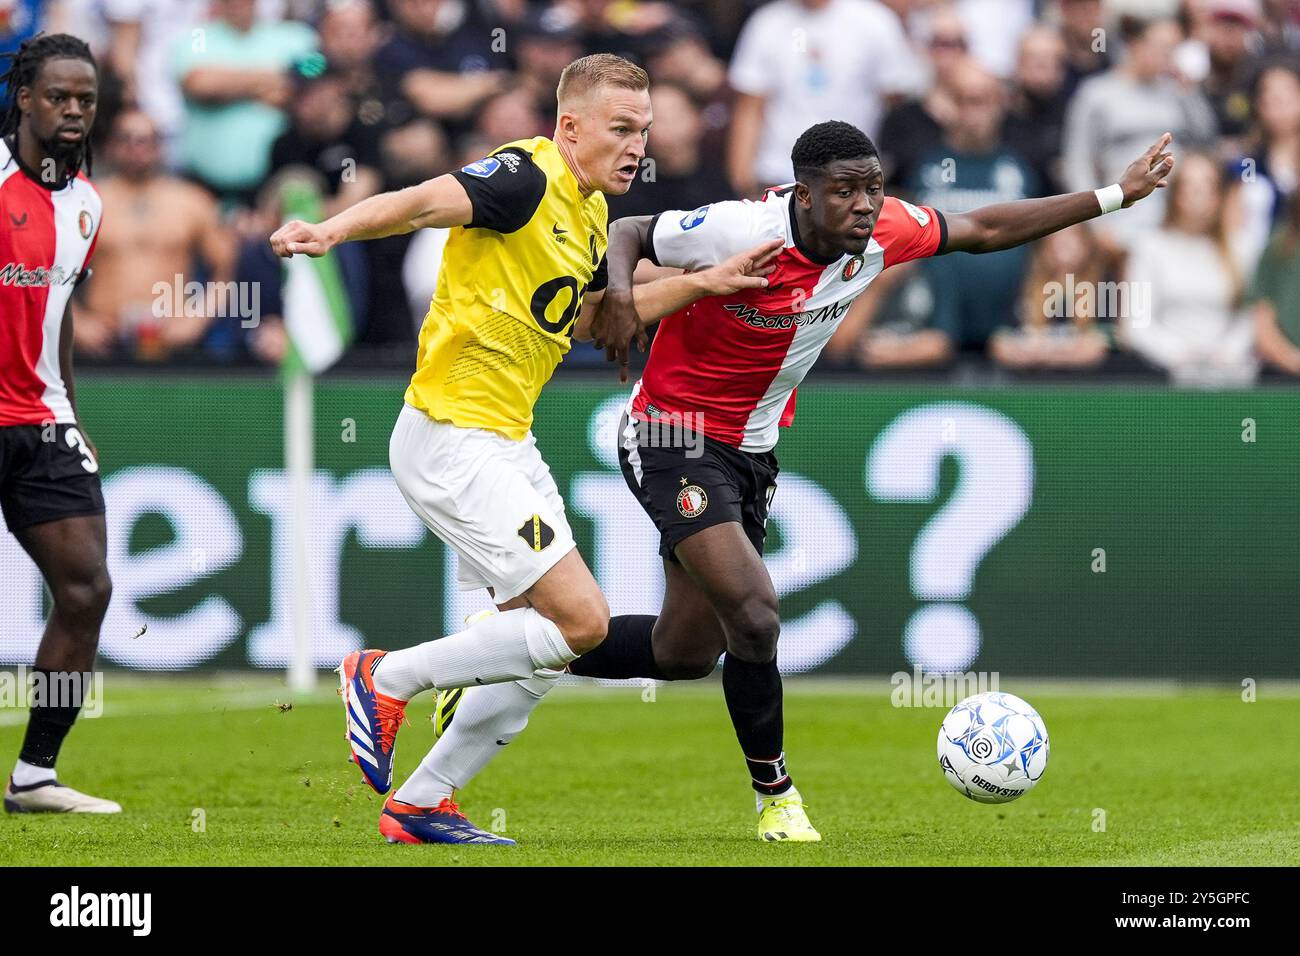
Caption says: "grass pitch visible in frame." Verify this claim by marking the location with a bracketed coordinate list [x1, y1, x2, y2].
[1, 676, 1296, 866]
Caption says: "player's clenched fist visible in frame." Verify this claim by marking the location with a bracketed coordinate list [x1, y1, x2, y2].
[269, 219, 335, 258]
[1118, 132, 1176, 208]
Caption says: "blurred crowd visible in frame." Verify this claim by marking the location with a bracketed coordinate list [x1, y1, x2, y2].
[5, 0, 1300, 383]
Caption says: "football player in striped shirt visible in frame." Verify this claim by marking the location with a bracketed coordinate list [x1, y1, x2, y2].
[431, 120, 1174, 842]
[0, 35, 118, 814]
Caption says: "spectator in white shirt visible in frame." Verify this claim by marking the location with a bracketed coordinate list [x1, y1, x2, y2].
[950, 0, 1035, 77]
[1122, 152, 1257, 386]
[726, 0, 920, 197]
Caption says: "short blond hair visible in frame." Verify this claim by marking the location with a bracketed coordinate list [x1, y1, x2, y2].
[557, 53, 649, 106]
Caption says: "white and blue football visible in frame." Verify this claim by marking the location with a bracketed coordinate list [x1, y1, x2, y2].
[937, 692, 1049, 804]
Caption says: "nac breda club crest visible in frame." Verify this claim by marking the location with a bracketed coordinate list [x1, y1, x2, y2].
[516, 514, 555, 551]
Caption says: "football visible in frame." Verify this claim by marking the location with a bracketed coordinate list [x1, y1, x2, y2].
[937, 692, 1050, 804]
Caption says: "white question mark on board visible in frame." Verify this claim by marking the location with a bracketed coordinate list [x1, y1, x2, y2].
[866, 402, 1034, 672]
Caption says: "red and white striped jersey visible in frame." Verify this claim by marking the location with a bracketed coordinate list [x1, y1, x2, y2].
[0, 136, 103, 427]
[630, 188, 946, 452]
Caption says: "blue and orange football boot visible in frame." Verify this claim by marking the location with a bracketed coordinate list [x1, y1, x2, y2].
[378, 795, 516, 845]
[338, 650, 408, 794]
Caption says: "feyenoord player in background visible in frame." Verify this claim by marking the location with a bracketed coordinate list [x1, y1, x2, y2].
[430, 121, 1174, 842]
[0, 35, 117, 813]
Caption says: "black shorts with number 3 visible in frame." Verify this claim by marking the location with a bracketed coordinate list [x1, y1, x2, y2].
[617, 412, 778, 562]
[0, 424, 105, 532]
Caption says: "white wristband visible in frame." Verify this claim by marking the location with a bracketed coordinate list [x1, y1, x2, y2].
[1094, 183, 1124, 215]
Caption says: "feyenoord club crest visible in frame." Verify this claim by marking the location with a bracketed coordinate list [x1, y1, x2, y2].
[841, 255, 864, 281]
[78, 209, 92, 239]
[676, 484, 708, 518]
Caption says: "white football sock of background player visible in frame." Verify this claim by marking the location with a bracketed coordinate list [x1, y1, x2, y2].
[393, 670, 560, 807]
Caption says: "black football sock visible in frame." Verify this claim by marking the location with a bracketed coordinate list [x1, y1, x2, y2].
[567, 614, 666, 680]
[18, 669, 87, 771]
[722, 654, 792, 796]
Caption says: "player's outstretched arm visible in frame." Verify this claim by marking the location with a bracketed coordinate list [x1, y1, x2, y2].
[269, 175, 474, 258]
[943, 133, 1176, 255]
[594, 214, 781, 378]
[591, 241, 781, 381]
[629, 239, 782, 321]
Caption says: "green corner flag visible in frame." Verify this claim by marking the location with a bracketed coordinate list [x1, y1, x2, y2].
[279, 180, 354, 376]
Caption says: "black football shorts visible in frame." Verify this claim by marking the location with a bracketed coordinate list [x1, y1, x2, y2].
[617, 411, 778, 562]
[0, 423, 105, 532]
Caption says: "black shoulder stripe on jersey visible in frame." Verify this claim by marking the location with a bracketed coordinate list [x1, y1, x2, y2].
[449, 147, 548, 235]
[934, 208, 949, 256]
[644, 211, 664, 266]
[589, 254, 609, 292]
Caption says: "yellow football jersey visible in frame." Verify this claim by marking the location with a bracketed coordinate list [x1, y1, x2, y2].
[404, 136, 609, 440]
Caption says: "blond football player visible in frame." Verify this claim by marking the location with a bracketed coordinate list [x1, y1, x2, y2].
[270, 54, 780, 844]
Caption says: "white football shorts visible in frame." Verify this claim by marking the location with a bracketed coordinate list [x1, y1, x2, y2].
[389, 402, 576, 603]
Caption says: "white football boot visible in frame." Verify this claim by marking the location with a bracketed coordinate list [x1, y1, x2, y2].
[4, 777, 122, 813]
